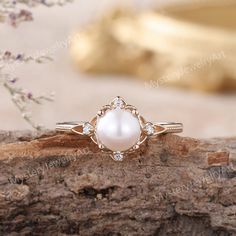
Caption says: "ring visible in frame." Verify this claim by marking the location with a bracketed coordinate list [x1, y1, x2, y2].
[56, 96, 183, 161]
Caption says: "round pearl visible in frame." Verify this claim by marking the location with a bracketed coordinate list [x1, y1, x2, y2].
[96, 108, 141, 152]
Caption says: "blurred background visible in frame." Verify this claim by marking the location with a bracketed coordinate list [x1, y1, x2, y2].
[0, 0, 236, 138]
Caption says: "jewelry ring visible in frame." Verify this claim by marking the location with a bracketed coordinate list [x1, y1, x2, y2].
[56, 97, 183, 161]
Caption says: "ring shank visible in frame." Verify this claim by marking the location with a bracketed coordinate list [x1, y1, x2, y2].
[56, 122, 183, 134]
[156, 122, 183, 134]
[56, 122, 85, 132]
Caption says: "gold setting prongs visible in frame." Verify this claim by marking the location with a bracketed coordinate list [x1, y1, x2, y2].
[132, 109, 139, 116]
[97, 110, 104, 117]
[56, 96, 183, 161]
[98, 144, 105, 149]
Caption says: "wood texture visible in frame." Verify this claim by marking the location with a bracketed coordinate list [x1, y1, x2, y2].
[0, 130, 236, 236]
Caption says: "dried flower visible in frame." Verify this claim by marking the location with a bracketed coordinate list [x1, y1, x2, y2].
[0, 0, 73, 26]
[0, 51, 54, 130]
[0, 1, 73, 129]
[2, 75, 54, 130]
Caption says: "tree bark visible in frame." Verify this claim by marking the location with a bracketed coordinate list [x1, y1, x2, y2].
[0, 130, 236, 236]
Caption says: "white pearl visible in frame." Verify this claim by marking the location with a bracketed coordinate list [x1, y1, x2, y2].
[96, 108, 141, 152]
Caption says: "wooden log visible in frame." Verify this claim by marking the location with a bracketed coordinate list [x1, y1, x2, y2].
[0, 130, 236, 235]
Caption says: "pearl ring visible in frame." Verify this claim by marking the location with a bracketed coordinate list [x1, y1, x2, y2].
[56, 97, 183, 161]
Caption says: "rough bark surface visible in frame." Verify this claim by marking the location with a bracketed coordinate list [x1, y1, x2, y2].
[0, 130, 236, 236]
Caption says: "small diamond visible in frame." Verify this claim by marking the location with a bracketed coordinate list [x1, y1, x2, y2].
[83, 123, 93, 135]
[112, 152, 124, 161]
[113, 97, 125, 108]
[144, 123, 155, 136]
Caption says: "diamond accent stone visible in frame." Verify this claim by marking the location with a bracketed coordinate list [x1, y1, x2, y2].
[144, 123, 155, 136]
[113, 152, 124, 161]
[113, 97, 125, 108]
[83, 122, 93, 135]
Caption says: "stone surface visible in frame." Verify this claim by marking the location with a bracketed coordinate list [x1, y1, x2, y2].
[0, 130, 236, 235]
